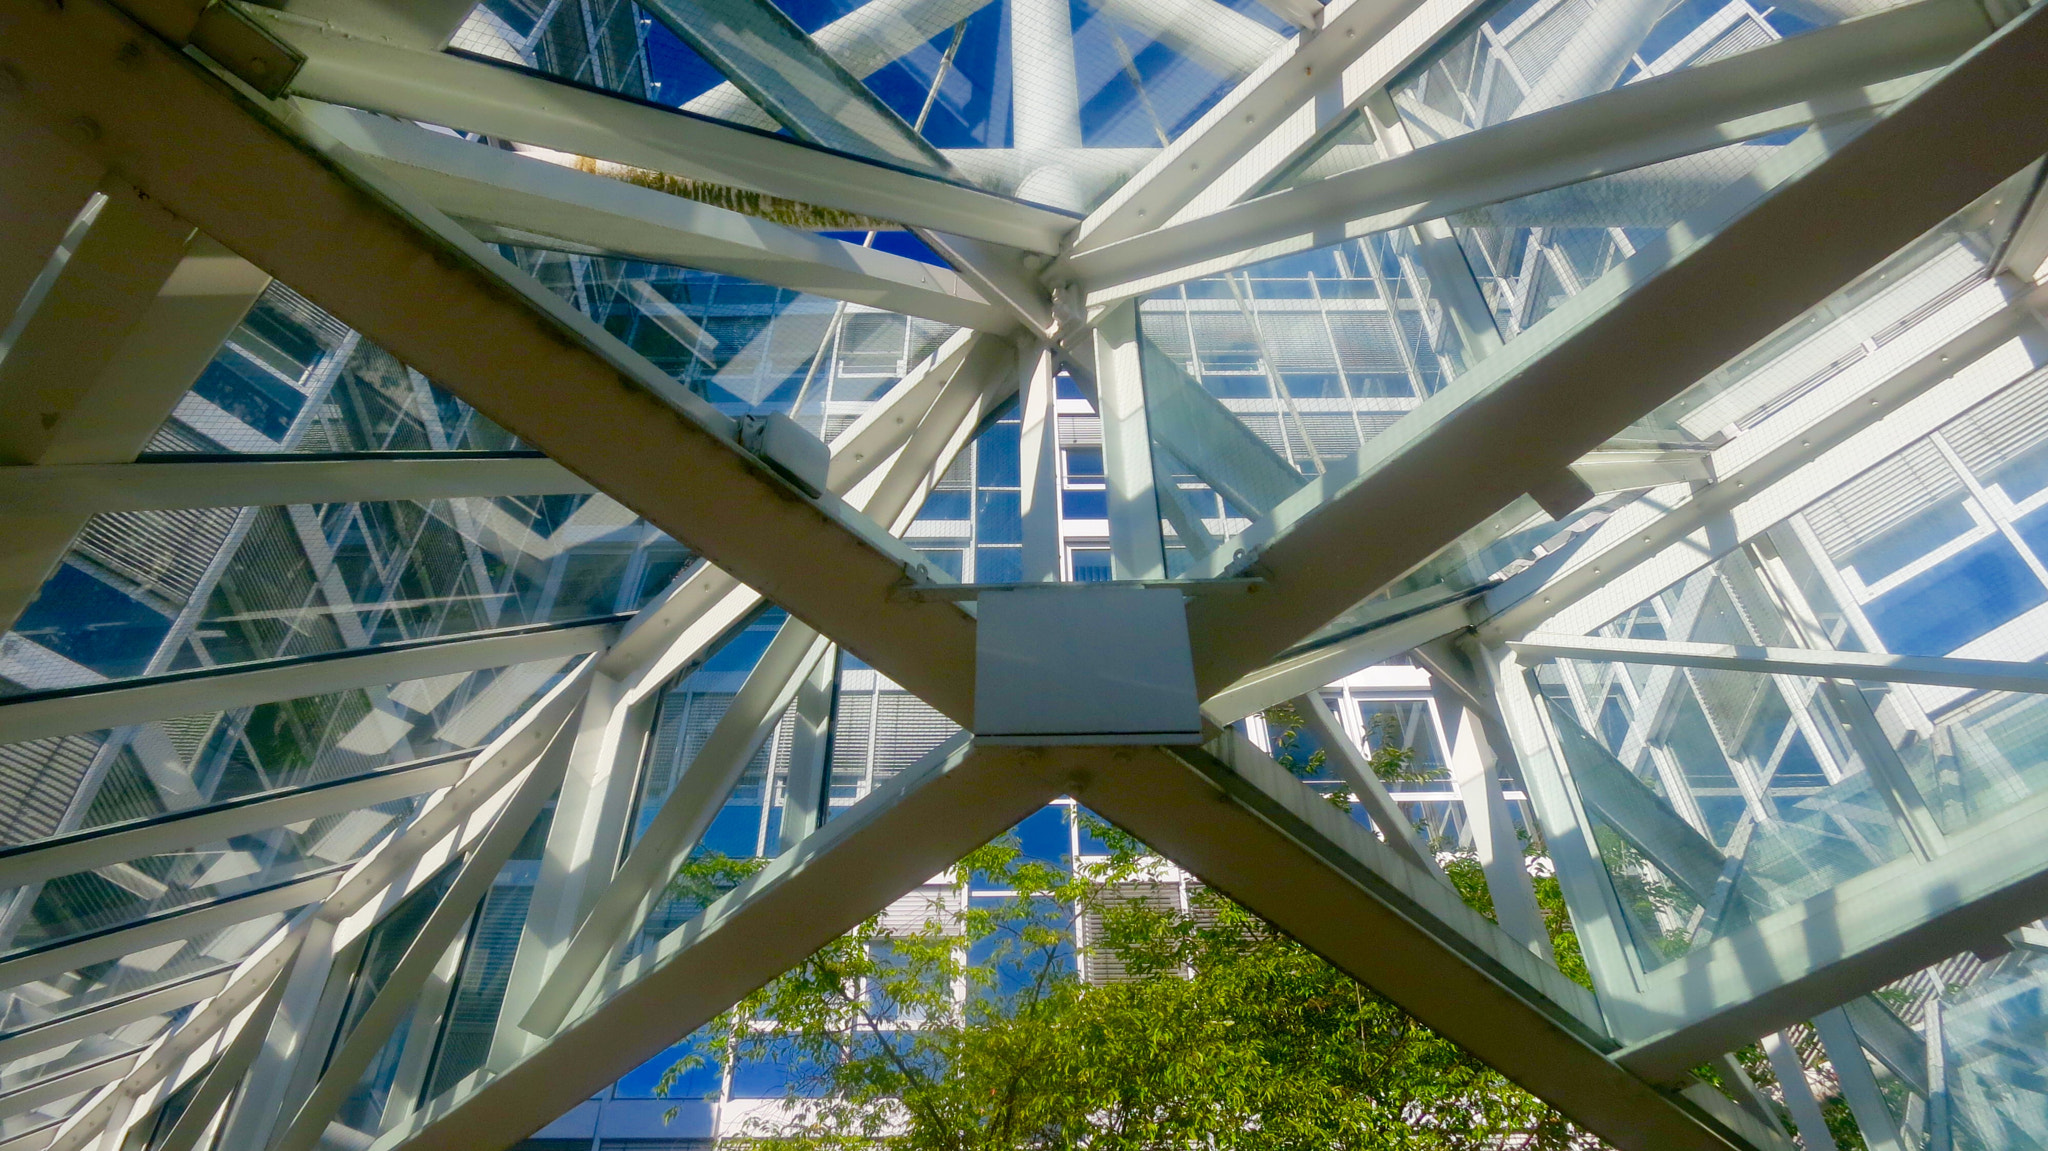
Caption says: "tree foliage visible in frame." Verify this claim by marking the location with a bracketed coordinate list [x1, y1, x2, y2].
[665, 722, 1602, 1150]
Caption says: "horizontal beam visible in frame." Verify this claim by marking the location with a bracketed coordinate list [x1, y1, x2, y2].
[0, 869, 341, 991]
[0, 619, 616, 745]
[1616, 784, 2048, 1080]
[0, 455, 589, 515]
[0, 752, 469, 892]
[0, 967, 233, 1067]
[0, 0, 986, 723]
[1179, 2, 2048, 696]
[1068, 0, 1984, 300]
[369, 738, 1073, 1151]
[244, 9, 1075, 253]
[1514, 632, 2048, 696]
[1074, 734, 1787, 1151]
[316, 107, 1015, 333]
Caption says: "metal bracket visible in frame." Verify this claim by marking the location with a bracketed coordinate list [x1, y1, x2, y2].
[190, 1, 305, 98]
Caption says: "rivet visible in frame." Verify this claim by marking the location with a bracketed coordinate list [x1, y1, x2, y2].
[63, 115, 100, 145]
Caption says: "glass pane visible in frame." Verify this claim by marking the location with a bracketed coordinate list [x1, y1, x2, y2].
[2, 496, 676, 696]
[149, 281, 518, 455]
[508, 248, 960, 431]
[0, 912, 289, 1039]
[0, 798, 421, 957]
[1391, 0, 1914, 145]
[0, 658, 575, 847]
[1534, 657, 1912, 968]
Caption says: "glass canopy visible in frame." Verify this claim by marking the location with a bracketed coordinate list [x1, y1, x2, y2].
[0, 0, 2044, 1148]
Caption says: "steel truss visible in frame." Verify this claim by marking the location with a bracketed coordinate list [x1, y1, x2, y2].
[2, 0, 2048, 1149]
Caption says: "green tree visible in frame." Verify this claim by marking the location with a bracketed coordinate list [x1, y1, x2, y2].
[663, 721, 1600, 1150]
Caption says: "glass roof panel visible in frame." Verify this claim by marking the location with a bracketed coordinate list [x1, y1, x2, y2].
[1391, 0, 1919, 147]
[0, 913, 286, 1043]
[1533, 655, 1915, 969]
[1278, 160, 2030, 655]
[506, 247, 960, 426]
[0, 493, 669, 696]
[147, 282, 522, 456]
[453, 0, 1280, 212]
[0, 800, 418, 958]
[0, 657, 575, 847]
[0, 1018, 167, 1094]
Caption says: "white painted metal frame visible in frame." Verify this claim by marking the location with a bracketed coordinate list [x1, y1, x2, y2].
[9, 0, 2048, 1147]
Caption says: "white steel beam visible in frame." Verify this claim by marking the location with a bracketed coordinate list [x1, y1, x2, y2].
[1445, 697, 1553, 958]
[1573, 448, 1715, 493]
[1257, 0, 1325, 29]
[0, 106, 103, 324]
[610, 331, 1007, 701]
[1762, 1030, 1840, 1151]
[0, 235, 270, 635]
[1295, 691, 1443, 876]
[65, 662, 593, 1151]
[1487, 277, 2047, 642]
[143, 945, 297, 1151]
[0, 1, 986, 723]
[0, 753, 468, 893]
[268, 0, 476, 50]
[483, 676, 651, 1071]
[1202, 585, 1486, 722]
[0, 455, 590, 516]
[42, 914, 314, 1151]
[593, 333, 979, 684]
[313, 658, 596, 933]
[484, 333, 994, 1059]
[1073, 733, 1790, 1151]
[1513, 632, 2048, 697]
[497, 345, 1008, 1048]
[315, 107, 1016, 334]
[519, 618, 831, 1036]
[684, 0, 996, 130]
[266, 704, 575, 1151]
[1814, 1008, 1911, 1151]
[1068, 0, 1986, 302]
[1016, 343, 1062, 582]
[777, 646, 837, 850]
[0, 178, 192, 465]
[1076, 0, 1459, 249]
[1178, 5, 2048, 697]
[1093, 302, 1167, 580]
[0, 619, 615, 746]
[243, 9, 1075, 254]
[641, 0, 947, 175]
[365, 738, 1073, 1151]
